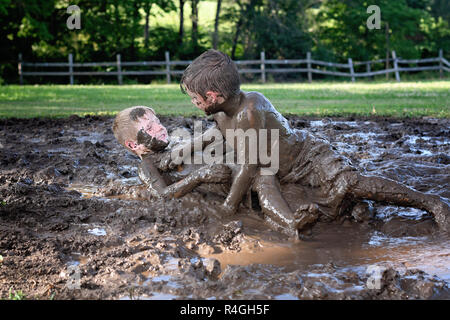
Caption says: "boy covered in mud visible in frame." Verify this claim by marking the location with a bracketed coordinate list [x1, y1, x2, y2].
[112, 106, 231, 199]
[112, 106, 315, 236]
[179, 49, 450, 234]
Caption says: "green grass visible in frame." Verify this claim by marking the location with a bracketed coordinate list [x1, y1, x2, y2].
[0, 81, 449, 118]
[7, 288, 25, 300]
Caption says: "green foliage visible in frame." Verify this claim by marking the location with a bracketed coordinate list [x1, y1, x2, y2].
[315, 0, 440, 61]
[0, 0, 448, 83]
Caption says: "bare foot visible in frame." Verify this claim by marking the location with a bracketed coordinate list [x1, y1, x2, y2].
[429, 197, 450, 233]
[216, 203, 237, 217]
[294, 203, 320, 231]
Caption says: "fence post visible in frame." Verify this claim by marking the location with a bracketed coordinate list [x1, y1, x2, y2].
[18, 53, 23, 85]
[116, 54, 123, 85]
[439, 49, 443, 79]
[68, 53, 74, 85]
[366, 62, 373, 80]
[348, 58, 355, 82]
[260, 51, 266, 83]
[165, 51, 171, 84]
[307, 52, 312, 83]
[392, 50, 400, 82]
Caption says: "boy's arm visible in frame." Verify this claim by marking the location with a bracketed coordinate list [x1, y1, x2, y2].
[222, 164, 258, 213]
[159, 124, 220, 171]
[221, 106, 264, 214]
[138, 155, 168, 197]
[139, 155, 229, 199]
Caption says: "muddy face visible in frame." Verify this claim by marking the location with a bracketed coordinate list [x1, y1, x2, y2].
[134, 112, 168, 143]
[0, 115, 449, 300]
[132, 110, 169, 154]
[136, 129, 169, 152]
[185, 89, 225, 116]
[186, 89, 210, 112]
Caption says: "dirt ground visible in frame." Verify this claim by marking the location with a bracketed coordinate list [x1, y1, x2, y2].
[0, 114, 449, 300]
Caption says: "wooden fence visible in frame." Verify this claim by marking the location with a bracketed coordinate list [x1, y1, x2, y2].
[18, 49, 449, 85]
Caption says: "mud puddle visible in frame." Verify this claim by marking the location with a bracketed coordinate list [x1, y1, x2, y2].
[0, 115, 449, 299]
[201, 225, 450, 281]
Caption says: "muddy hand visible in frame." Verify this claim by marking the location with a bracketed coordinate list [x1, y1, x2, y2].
[199, 165, 231, 183]
[294, 203, 319, 231]
[137, 129, 169, 152]
[158, 152, 179, 171]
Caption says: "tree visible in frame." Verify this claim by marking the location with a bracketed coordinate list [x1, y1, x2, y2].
[191, 0, 200, 51]
[144, 1, 153, 48]
[224, 0, 312, 59]
[314, 0, 446, 61]
[224, 0, 258, 59]
[142, 1, 176, 50]
[212, 0, 222, 49]
[179, 0, 185, 44]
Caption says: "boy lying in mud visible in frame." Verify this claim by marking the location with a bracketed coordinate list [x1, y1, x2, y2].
[178, 49, 450, 235]
[113, 106, 230, 199]
[112, 106, 317, 237]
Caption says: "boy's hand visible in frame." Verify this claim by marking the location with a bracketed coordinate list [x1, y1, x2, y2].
[158, 152, 179, 171]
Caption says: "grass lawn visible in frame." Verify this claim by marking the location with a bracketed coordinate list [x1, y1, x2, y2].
[0, 81, 449, 118]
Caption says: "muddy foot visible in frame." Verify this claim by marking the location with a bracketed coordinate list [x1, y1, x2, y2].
[430, 197, 450, 233]
[294, 203, 320, 231]
[216, 203, 238, 217]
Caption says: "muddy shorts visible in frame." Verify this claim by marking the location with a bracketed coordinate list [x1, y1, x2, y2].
[280, 129, 358, 218]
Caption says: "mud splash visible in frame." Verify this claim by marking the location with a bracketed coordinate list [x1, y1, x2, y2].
[0, 115, 449, 299]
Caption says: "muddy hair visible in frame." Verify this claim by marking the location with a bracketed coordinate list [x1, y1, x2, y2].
[112, 106, 155, 153]
[180, 49, 241, 100]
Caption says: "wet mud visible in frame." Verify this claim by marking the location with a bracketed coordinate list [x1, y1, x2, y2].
[0, 114, 449, 300]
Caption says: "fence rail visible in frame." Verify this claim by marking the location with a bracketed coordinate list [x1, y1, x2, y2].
[18, 49, 448, 85]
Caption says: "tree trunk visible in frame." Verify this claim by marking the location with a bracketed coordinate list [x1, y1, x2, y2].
[231, 0, 248, 59]
[179, 0, 185, 44]
[385, 22, 390, 80]
[130, 1, 140, 59]
[191, 0, 199, 51]
[231, 16, 243, 59]
[212, 0, 222, 49]
[114, 0, 121, 52]
[144, 2, 152, 49]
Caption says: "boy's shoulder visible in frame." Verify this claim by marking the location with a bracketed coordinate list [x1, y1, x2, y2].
[232, 92, 270, 127]
[243, 91, 267, 106]
[237, 91, 269, 117]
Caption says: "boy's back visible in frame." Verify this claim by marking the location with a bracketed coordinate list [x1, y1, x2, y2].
[213, 91, 304, 177]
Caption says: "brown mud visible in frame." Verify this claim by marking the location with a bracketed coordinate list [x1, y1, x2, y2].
[0, 115, 449, 300]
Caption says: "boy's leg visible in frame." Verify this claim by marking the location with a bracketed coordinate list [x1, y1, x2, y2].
[253, 174, 319, 235]
[340, 171, 450, 232]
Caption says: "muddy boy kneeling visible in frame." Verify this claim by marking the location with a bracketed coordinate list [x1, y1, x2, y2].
[179, 49, 450, 235]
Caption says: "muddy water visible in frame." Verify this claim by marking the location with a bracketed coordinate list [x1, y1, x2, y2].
[0, 115, 449, 299]
[203, 225, 450, 282]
